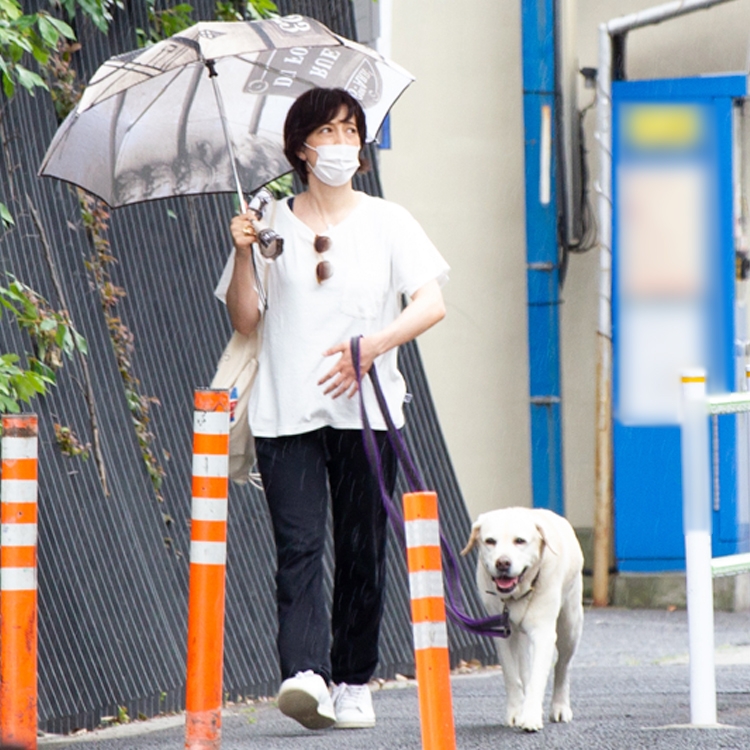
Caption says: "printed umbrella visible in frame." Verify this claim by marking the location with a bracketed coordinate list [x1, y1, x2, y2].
[39, 14, 413, 208]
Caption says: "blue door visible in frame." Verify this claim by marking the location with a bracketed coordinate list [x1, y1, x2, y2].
[612, 74, 748, 572]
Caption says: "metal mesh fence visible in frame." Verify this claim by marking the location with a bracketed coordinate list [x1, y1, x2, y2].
[0, 0, 496, 733]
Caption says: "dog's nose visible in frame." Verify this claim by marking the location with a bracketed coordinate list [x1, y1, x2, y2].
[495, 556, 511, 573]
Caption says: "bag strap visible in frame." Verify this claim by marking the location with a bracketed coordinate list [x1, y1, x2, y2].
[351, 336, 510, 639]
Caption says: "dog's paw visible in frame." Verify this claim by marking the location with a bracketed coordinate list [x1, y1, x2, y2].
[550, 703, 573, 723]
[514, 707, 544, 732]
[505, 706, 522, 728]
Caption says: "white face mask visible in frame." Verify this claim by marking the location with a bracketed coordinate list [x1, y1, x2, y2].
[304, 143, 361, 187]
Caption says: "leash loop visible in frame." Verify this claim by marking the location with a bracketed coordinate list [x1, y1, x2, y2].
[350, 337, 511, 639]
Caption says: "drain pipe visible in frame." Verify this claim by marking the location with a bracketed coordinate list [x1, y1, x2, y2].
[593, 0, 740, 606]
[520, 0, 565, 515]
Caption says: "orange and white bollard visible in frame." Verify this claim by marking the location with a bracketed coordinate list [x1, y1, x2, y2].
[185, 390, 230, 750]
[403, 491, 456, 750]
[0, 414, 39, 750]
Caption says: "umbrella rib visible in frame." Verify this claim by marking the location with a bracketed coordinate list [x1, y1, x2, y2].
[119, 66, 202, 137]
[81, 35, 200, 109]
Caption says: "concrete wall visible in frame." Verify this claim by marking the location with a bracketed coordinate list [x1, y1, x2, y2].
[380, 0, 531, 520]
[379, 0, 750, 529]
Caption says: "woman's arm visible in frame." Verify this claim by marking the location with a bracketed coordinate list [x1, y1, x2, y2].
[318, 278, 447, 398]
[226, 212, 262, 336]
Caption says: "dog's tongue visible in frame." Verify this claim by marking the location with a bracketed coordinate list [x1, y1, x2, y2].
[495, 576, 518, 592]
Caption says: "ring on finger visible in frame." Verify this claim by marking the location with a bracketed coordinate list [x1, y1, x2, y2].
[242, 225, 252, 236]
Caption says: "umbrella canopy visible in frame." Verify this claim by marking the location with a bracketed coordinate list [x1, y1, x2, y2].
[39, 15, 413, 207]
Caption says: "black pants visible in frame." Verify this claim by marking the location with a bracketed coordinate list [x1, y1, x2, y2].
[255, 428, 397, 686]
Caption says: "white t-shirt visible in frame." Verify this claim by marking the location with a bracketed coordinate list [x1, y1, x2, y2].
[215, 193, 449, 437]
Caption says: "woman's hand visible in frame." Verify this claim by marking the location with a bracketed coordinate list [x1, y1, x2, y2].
[317, 280, 446, 400]
[226, 211, 261, 336]
[229, 211, 258, 258]
[319, 336, 378, 399]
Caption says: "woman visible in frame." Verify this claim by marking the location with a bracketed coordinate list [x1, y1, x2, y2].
[218, 87, 449, 731]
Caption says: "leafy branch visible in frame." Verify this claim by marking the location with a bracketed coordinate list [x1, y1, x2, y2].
[0, 0, 119, 103]
[0, 0, 75, 100]
[79, 193, 167, 502]
[136, 0, 194, 48]
[0, 276, 86, 413]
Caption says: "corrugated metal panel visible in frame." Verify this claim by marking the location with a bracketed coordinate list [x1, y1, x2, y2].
[0, 0, 495, 732]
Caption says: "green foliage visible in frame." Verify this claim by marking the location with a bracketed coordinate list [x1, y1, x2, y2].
[214, 1, 241, 22]
[0, 353, 52, 412]
[266, 173, 293, 199]
[137, 0, 279, 46]
[0, 0, 75, 99]
[215, 1, 278, 22]
[53, 422, 90, 459]
[246, 0, 278, 20]
[56, 0, 121, 34]
[0, 1, 121, 101]
[136, 0, 194, 47]
[79, 192, 167, 500]
[0, 276, 87, 413]
[0, 201, 14, 228]
[45, 38, 82, 121]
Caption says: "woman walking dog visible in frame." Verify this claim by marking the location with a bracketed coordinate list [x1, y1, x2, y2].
[218, 87, 449, 730]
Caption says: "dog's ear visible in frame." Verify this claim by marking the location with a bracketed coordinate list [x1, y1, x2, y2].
[461, 521, 482, 556]
[535, 523, 558, 556]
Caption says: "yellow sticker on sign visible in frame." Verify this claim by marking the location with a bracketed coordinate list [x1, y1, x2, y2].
[625, 105, 703, 148]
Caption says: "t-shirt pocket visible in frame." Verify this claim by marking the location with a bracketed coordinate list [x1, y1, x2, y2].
[340, 255, 389, 320]
[341, 287, 382, 319]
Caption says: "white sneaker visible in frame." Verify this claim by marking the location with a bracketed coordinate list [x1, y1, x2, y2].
[277, 670, 336, 730]
[332, 683, 376, 729]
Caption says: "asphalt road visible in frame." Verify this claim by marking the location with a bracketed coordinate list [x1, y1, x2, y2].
[39, 607, 750, 750]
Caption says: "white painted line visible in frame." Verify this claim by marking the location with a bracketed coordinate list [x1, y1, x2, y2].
[412, 620, 448, 651]
[189, 541, 227, 566]
[1, 523, 37, 546]
[191, 498, 229, 522]
[1, 479, 38, 503]
[1, 567, 37, 591]
[408, 570, 444, 600]
[192, 454, 229, 479]
[193, 412, 229, 435]
[1, 436, 37, 460]
[405, 519, 440, 549]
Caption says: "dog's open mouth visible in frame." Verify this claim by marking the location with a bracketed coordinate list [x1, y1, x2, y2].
[493, 567, 527, 595]
[493, 575, 520, 594]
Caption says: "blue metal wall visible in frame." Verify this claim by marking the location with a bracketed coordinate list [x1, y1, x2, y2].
[520, 0, 565, 514]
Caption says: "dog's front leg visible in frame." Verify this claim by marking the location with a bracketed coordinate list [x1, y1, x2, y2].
[514, 625, 556, 732]
[496, 637, 524, 727]
[550, 582, 583, 723]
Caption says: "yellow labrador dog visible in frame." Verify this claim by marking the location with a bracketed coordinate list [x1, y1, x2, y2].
[462, 507, 584, 732]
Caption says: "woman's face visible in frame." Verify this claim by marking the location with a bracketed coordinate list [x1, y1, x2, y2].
[299, 105, 361, 166]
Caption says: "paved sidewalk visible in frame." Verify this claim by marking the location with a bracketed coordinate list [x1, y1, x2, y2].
[40, 607, 750, 749]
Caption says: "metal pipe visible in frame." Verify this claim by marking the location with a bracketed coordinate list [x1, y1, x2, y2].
[680, 371, 717, 726]
[593, 21, 613, 607]
[608, 0, 738, 35]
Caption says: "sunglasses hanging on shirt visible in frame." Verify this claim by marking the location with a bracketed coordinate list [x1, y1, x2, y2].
[314, 235, 333, 283]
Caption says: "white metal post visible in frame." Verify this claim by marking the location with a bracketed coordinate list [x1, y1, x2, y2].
[680, 369, 717, 726]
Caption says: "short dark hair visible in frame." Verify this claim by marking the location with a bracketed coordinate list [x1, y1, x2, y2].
[283, 88, 369, 185]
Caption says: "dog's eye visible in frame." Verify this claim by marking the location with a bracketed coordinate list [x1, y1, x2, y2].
[513, 537, 527, 545]
[484, 537, 496, 547]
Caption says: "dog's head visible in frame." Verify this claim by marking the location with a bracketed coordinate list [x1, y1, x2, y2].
[461, 508, 547, 598]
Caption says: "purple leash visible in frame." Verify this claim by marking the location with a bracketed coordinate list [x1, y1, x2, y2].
[351, 336, 510, 639]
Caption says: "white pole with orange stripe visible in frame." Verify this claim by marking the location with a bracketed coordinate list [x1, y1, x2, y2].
[185, 389, 230, 750]
[403, 491, 456, 750]
[680, 369, 716, 726]
[0, 414, 39, 750]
